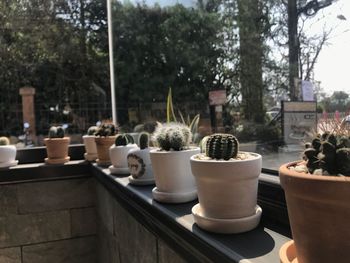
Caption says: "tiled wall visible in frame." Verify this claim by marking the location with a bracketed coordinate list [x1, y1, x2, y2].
[0, 177, 96, 263]
[96, 184, 186, 263]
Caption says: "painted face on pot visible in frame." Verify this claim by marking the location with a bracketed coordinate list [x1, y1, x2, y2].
[127, 153, 145, 179]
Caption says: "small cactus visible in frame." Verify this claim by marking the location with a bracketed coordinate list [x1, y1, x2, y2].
[0, 137, 10, 146]
[153, 123, 192, 151]
[48, 126, 65, 138]
[139, 132, 149, 150]
[87, 126, 98, 136]
[205, 134, 239, 160]
[115, 134, 134, 146]
[303, 133, 350, 176]
[95, 123, 118, 137]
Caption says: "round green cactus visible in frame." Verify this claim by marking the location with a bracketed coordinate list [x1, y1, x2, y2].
[95, 123, 118, 137]
[152, 123, 192, 151]
[205, 133, 239, 160]
[0, 136, 10, 146]
[115, 134, 134, 146]
[48, 126, 65, 138]
[138, 132, 149, 150]
[87, 126, 98, 136]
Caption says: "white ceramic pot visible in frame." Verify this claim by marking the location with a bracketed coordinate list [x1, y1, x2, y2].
[150, 147, 200, 203]
[83, 135, 97, 161]
[190, 152, 262, 234]
[127, 147, 154, 185]
[0, 145, 17, 168]
[109, 144, 138, 174]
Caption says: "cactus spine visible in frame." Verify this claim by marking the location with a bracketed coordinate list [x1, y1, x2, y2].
[0, 137, 10, 146]
[205, 134, 239, 160]
[115, 134, 134, 146]
[48, 126, 65, 138]
[153, 123, 192, 151]
[139, 132, 149, 150]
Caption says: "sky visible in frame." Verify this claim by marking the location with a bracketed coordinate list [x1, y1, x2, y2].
[311, 0, 350, 95]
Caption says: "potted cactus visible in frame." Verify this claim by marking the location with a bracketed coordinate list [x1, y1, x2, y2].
[127, 132, 155, 185]
[94, 123, 118, 166]
[109, 133, 138, 174]
[279, 133, 350, 263]
[83, 126, 98, 161]
[150, 122, 200, 203]
[44, 126, 70, 164]
[190, 134, 262, 234]
[0, 137, 18, 168]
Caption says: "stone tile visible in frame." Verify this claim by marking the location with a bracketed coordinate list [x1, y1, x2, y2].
[0, 185, 18, 215]
[0, 247, 21, 263]
[22, 236, 96, 263]
[158, 239, 186, 263]
[97, 221, 120, 263]
[0, 211, 71, 248]
[17, 178, 95, 214]
[114, 201, 157, 263]
[96, 184, 114, 234]
[71, 207, 97, 237]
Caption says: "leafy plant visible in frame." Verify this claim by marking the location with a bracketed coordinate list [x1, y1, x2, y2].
[166, 88, 200, 143]
[48, 126, 65, 138]
[153, 122, 192, 151]
[205, 133, 239, 160]
[0, 137, 10, 146]
[303, 132, 350, 176]
[115, 134, 134, 146]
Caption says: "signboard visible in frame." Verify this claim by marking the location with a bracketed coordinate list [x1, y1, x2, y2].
[301, 80, 315, 101]
[282, 101, 317, 145]
[209, 90, 226, 106]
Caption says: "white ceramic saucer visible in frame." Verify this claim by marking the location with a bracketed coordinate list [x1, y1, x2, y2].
[152, 187, 197, 203]
[45, 157, 70, 165]
[128, 175, 155, 186]
[109, 165, 130, 175]
[192, 204, 262, 234]
[84, 153, 97, 162]
[0, 160, 18, 169]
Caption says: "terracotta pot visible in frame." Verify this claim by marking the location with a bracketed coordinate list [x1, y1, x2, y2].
[95, 136, 116, 166]
[190, 152, 262, 233]
[279, 161, 350, 263]
[82, 135, 97, 161]
[150, 147, 200, 203]
[44, 137, 70, 164]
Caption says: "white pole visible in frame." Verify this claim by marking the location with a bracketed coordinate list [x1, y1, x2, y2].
[107, 0, 117, 124]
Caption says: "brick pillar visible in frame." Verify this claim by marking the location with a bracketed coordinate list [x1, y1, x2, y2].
[19, 87, 36, 138]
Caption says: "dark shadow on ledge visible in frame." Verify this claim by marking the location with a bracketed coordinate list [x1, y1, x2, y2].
[191, 224, 276, 260]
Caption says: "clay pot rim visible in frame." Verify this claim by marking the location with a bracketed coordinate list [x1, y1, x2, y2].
[44, 137, 70, 142]
[0, 145, 16, 148]
[279, 161, 350, 182]
[150, 146, 200, 155]
[82, 135, 96, 138]
[110, 143, 138, 149]
[190, 152, 261, 163]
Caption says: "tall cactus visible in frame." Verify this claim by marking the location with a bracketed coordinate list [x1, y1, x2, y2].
[205, 134, 239, 160]
[139, 132, 149, 150]
[303, 133, 350, 176]
[115, 134, 134, 146]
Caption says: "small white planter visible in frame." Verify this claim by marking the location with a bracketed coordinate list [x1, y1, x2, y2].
[82, 135, 97, 161]
[150, 147, 200, 203]
[109, 144, 138, 174]
[127, 147, 154, 185]
[0, 145, 18, 168]
[190, 152, 262, 234]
